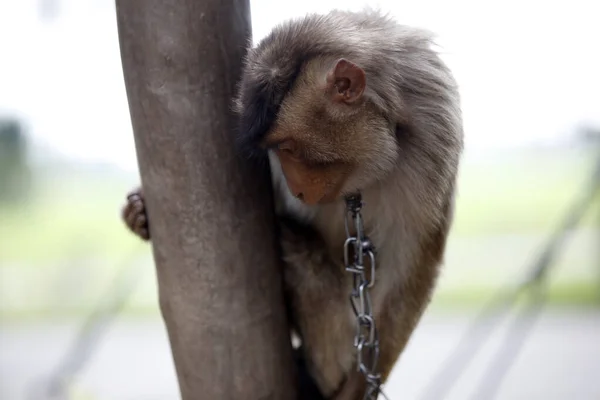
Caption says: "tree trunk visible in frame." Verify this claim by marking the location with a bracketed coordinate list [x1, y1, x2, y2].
[115, 1, 296, 399]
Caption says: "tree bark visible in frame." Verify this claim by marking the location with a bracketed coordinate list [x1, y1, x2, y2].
[115, 1, 296, 399]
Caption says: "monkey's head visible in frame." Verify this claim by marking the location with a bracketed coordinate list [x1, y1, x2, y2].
[234, 12, 462, 208]
[234, 56, 398, 206]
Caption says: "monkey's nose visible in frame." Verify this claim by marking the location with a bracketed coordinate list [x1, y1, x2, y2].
[294, 190, 326, 205]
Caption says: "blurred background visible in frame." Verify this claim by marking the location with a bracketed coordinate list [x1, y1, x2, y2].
[0, 0, 598, 399]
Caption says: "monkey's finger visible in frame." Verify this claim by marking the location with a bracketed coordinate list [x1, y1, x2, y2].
[123, 191, 145, 218]
[125, 208, 150, 240]
[131, 198, 145, 216]
[124, 206, 139, 230]
[134, 212, 148, 230]
[121, 203, 134, 227]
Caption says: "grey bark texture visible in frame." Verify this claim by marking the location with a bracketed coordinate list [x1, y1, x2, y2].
[115, 1, 297, 399]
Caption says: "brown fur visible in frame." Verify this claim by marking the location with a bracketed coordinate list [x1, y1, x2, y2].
[122, 8, 463, 400]
[235, 9, 463, 400]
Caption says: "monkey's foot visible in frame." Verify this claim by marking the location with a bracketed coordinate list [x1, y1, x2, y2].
[122, 188, 150, 241]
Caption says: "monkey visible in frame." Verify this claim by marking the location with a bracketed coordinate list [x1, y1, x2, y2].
[122, 9, 463, 400]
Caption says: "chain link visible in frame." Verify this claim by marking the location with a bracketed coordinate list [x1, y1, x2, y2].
[344, 194, 389, 400]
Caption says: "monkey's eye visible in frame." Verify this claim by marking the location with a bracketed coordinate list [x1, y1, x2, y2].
[276, 140, 300, 158]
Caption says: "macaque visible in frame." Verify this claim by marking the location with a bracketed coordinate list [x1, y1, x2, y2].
[122, 9, 463, 400]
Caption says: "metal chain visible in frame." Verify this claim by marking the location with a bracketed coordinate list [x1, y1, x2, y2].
[344, 194, 389, 400]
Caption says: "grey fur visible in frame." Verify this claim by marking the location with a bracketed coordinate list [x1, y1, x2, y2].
[233, 9, 464, 399]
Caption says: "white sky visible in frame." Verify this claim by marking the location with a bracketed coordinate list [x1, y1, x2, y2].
[0, 0, 599, 172]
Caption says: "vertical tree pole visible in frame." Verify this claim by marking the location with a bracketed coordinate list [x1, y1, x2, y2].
[115, 1, 296, 399]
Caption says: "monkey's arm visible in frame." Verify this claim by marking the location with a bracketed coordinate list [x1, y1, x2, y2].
[331, 270, 443, 400]
[335, 222, 449, 400]
[331, 285, 434, 400]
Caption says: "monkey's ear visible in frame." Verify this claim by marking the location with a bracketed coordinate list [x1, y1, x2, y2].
[326, 59, 366, 105]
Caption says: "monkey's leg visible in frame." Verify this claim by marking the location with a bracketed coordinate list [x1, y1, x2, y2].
[121, 187, 150, 241]
[278, 216, 358, 399]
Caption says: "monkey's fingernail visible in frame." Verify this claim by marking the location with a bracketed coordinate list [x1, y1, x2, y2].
[127, 193, 141, 202]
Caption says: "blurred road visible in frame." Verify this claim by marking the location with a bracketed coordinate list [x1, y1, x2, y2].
[1, 308, 599, 400]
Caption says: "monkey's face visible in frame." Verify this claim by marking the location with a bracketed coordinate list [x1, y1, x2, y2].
[262, 58, 398, 206]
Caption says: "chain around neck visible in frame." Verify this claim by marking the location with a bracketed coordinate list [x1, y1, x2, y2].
[343, 193, 388, 400]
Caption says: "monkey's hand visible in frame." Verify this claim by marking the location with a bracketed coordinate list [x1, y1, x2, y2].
[121, 187, 150, 241]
